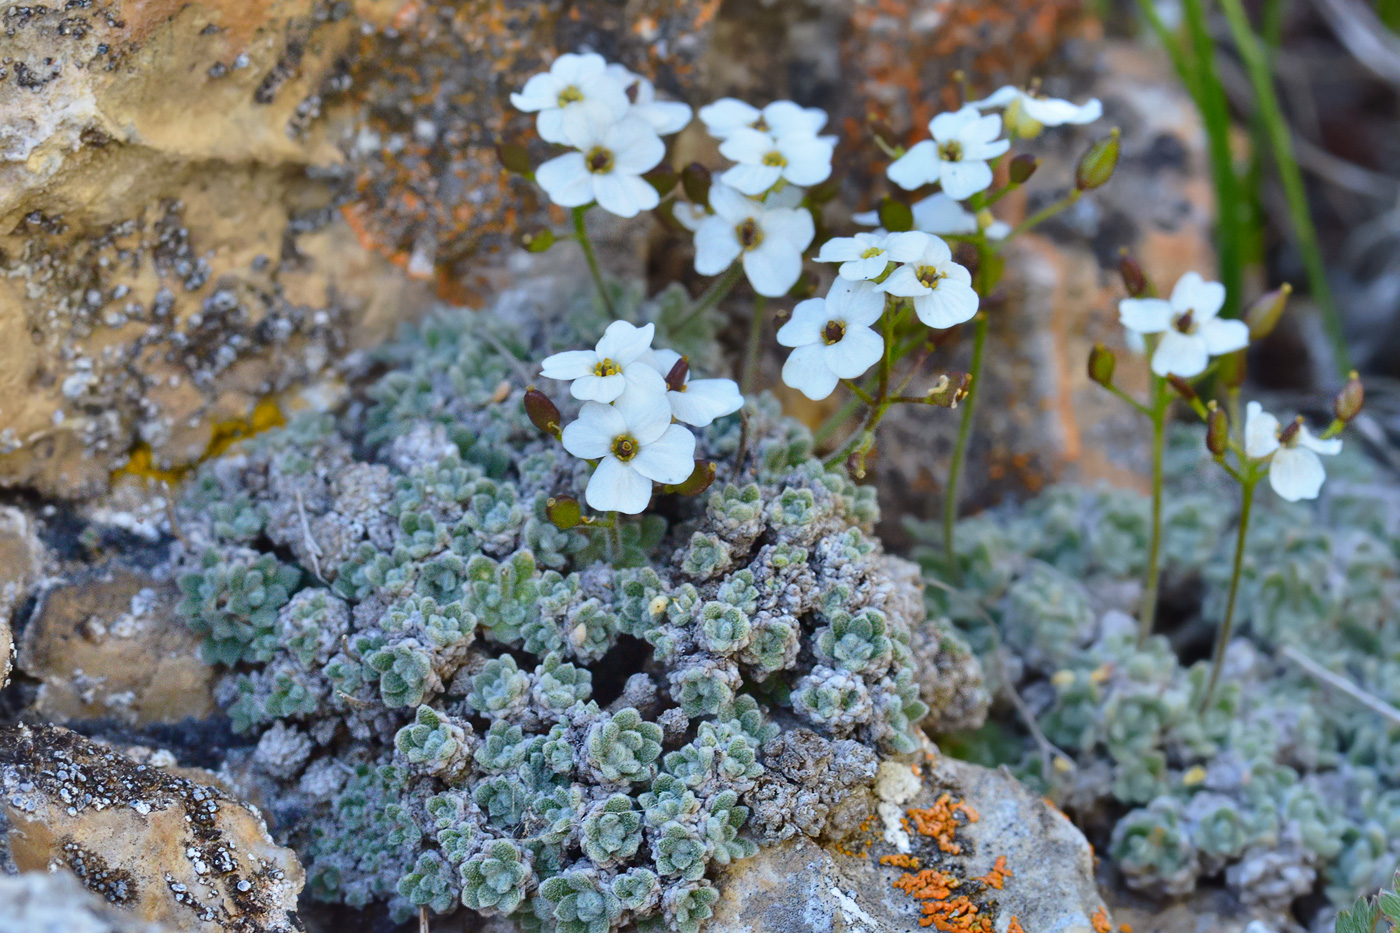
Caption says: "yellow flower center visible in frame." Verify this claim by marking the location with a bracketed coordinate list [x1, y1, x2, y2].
[1174, 310, 1197, 334]
[557, 85, 584, 106]
[762, 150, 787, 167]
[860, 246, 884, 259]
[938, 140, 963, 162]
[611, 434, 640, 461]
[585, 146, 614, 174]
[594, 358, 622, 377]
[916, 265, 945, 289]
[737, 218, 763, 251]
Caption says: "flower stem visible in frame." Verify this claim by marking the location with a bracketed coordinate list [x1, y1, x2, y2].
[603, 512, 623, 564]
[679, 263, 743, 327]
[1139, 377, 1168, 644]
[1000, 189, 1082, 243]
[1200, 476, 1255, 712]
[573, 206, 618, 319]
[741, 296, 767, 396]
[941, 311, 989, 573]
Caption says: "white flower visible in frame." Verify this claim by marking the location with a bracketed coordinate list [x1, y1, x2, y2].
[698, 98, 828, 141]
[718, 127, 834, 196]
[887, 106, 1010, 201]
[1118, 272, 1249, 378]
[540, 321, 665, 403]
[534, 118, 666, 218]
[1245, 401, 1342, 502]
[645, 349, 744, 427]
[851, 194, 1010, 241]
[876, 233, 980, 329]
[693, 183, 814, 297]
[562, 393, 697, 514]
[671, 201, 710, 232]
[816, 231, 928, 282]
[511, 52, 631, 145]
[969, 85, 1102, 138]
[776, 279, 885, 400]
[605, 64, 693, 135]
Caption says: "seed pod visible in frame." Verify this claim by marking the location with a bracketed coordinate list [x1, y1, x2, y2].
[522, 229, 555, 253]
[1335, 370, 1365, 422]
[524, 387, 562, 438]
[545, 496, 582, 530]
[1119, 250, 1150, 298]
[1008, 154, 1039, 185]
[1076, 128, 1120, 191]
[665, 356, 689, 392]
[669, 460, 717, 497]
[682, 163, 712, 209]
[1206, 402, 1229, 458]
[1087, 343, 1116, 388]
[1245, 284, 1291, 340]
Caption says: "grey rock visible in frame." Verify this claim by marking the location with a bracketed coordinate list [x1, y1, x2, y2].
[0, 871, 173, 933]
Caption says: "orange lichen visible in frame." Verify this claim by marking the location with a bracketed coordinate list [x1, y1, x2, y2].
[977, 856, 1013, 890]
[1091, 906, 1111, 933]
[1008, 918, 1026, 933]
[893, 869, 960, 901]
[1119, 925, 1132, 933]
[906, 794, 979, 854]
[918, 895, 993, 932]
[880, 853, 922, 870]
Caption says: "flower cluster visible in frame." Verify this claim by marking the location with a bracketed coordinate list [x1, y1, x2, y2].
[540, 321, 743, 514]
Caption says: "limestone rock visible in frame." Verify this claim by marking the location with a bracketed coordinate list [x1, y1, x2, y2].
[708, 751, 1110, 933]
[0, 870, 174, 933]
[0, 723, 303, 933]
[0, 503, 46, 690]
[16, 567, 214, 725]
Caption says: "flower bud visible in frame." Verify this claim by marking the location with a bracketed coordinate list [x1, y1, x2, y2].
[1076, 128, 1120, 191]
[1218, 348, 1246, 389]
[496, 141, 532, 176]
[523, 387, 562, 438]
[682, 162, 711, 209]
[1167, 373, 1197, 402]
[808, 177, 841, 204]
[669, 460, 717, 497]
[1245, 284, 1291, 340]
[644, 166, 678, 197]
[1087, 343, 1116, 388]
[522, 229, 555, 253]
[1118, 250, 1150, 298]
[1206, 402, 1229, 458]
[878, 197, 914, 233]
[545, 496, 582, 530]
[665, 356, 689, 393]
[1335, 370, 1364, 422]
[1008, 154, 1040, 185]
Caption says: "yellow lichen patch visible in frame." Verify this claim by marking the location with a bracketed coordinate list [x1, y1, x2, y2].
[880, 853, 922, 870]
[978, 855, 1013, 890]
[113, 396, 286, 486]
[907, 794, 980, 854]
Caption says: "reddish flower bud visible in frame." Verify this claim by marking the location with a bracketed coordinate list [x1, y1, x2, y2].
[681, 163, 712, 209]
[1119, 250, 1151, 298]
[1335, 370, 1364, 423]
[1088, 343, 1116, 388]
[524, 387, 562, 438]
[1167, 373, 1197, 402]
[545, 496, 582, 530]
[1206, 402, 1229, 458]
[1009, 154, 1040, 185]
[665, 356, 689, 393]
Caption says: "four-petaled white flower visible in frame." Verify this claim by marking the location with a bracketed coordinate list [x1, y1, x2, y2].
[698, 98, 828, 141]
[969, 86, 1102, 138]
[1118, 272, 1249, 378]
[876, 233, 980, 329]
[510, 52, 631, 145]
[540, 321, 665, 403]
[718, 127, 834, 196]
[535, 118, 665, 218]
[605, 64, 693, 136]
[645, 349, 744, 427]
[887, 106, 1011, 201]
[816, 231, 929, 282]
[852, 194, 1011, 241]
[562, 393, 697, 514]
[1245, 401, 1342, 502]
[693, 183, 815, 297]
[776, 279, 886, 401]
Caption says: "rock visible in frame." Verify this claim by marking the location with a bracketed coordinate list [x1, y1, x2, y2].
[0, 723, 303, 933]
[16, 567, 214, 725]
[0, 870, 174, 933]
[708, 750, 1110, 933]
[0, 503, 46, 690]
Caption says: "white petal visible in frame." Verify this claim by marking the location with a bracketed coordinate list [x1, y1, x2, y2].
[540, 349, 598, 381]
[910, 195, 976, 235]
[606, 120, 666, 174]
[1268, 447, 1326, 502]
[1297, 427, 1342, 456]
[570, 373, 626, 403]
[615, 378, 674, 444]
[1118, 298, 1173, 335]
[596, 321, 656, 363]
[631, 424, 697, 484]
[827, 326, 883, 379]
[720, 162, 783, 196]
[764, 100, 827, 136]
[671, 202, 709, 232]
[647, 348, 683, 378]
[511, 73, 560, 113]
[1021, 95, 1102, 126]
[960, 113, 1006, 146]
[961, 137, 1011, 162]
[828, 279, 886, 326]
[881, 230, 933, 263]
[743, 240, 802, 297]
[1150, 330, 1209, 377]
[764, 207, 815, 252]
[878, 264, 929, 298]
[593, 174, 659, 218]
[535, 152, 595, 207]
[562, 403, 626, 459]
[838, 256, 887, 281]
[719, 127, 776, 164]
[913, 282, 980, 328]
[782, 343, 839, 400]
[1244, 401, 1281, 459]
[535, 109, 570, 145]
[969, 86, 1022, 111]
[694, 219, 742, 275]
[1199, 318, 1249, 356]
[887, 140, 939, 191]
[586, 457, 654, 514]
[779, 139, 834, 186]
[817, 237, 868, 263]
[850, 209, 881, 227]
[938, 160, 994, 200]
[1170, 271, 1226, 320]
[776, 297, 828, 347]
[699, 98, 760, 138]
[705, 183, 754, 223]
[636, 100, 692, 136]
[669, 379, 744, 427]
[929, 106, 980, 142]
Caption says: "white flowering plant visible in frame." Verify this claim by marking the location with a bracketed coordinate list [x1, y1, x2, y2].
[502, 50, 1122, 554]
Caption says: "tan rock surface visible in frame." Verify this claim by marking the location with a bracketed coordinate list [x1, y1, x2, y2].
[1, 723, 303, 933]
[0, 503, 46, 689]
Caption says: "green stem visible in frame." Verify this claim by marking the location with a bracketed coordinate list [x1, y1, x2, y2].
[573, 207, 618, 319]
[604, 513, 623, 564]
[1216, 0, 1352, 372]
[680, 262, 744, 327]
[1140, 377, 1168, 645]
[1201, 476, 1256, 711]
[941, 312, 989, 572]
[741, 296, 767, 396]
[999, 190, 1082, 243]
[814, 395, 865, 446]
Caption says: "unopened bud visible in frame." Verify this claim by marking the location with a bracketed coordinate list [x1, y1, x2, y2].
[1008, 153, 1039, 185]
[1206, 402, 1229, 458]
[522, 229, 555, 253]
[1076, 128, 1120, 191]
[523, 387, 562, 438]
[1245, 284, 1291, 340]
[808, 177, 841, 204]
[1119, 250, 1150, 298]
[878, 197, 914, 233]
[495, 141, 531, 175]
[1218, 348, 1246, 389]
[669, 460, 717, 497]
[1335, 371, 1364, 422]
[644, 166, 678, 197]
[665, 356, 689, 392]
[1087, 343, 1116, 388]
[682, 163, 712, 209]
[1167, 373, 1197, 402]
[545, 496, 582, 530]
